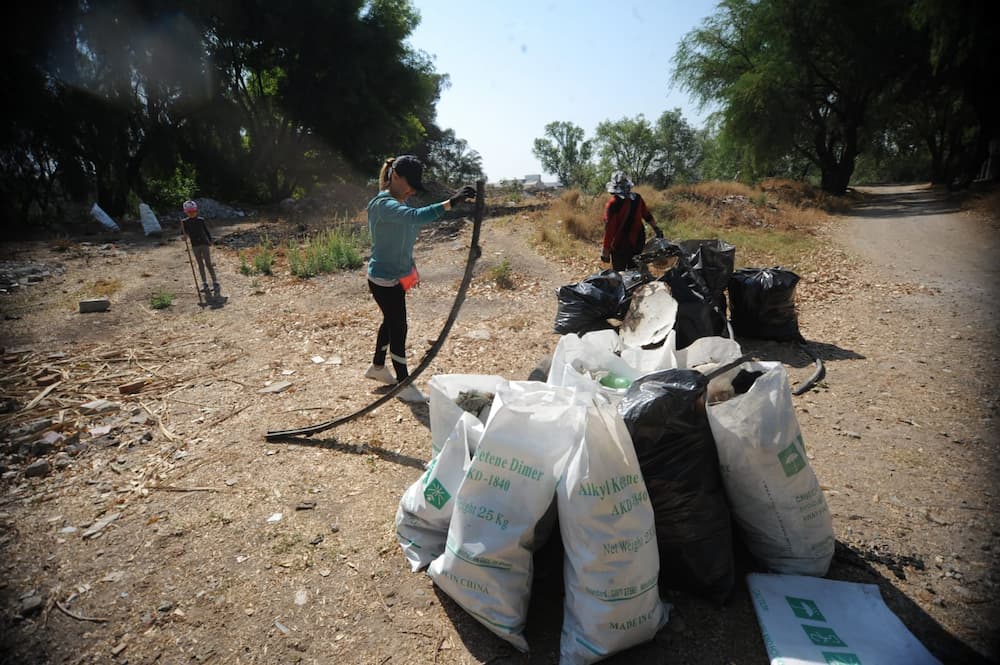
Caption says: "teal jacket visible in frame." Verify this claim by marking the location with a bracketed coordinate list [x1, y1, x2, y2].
[367, 191, 445, 280]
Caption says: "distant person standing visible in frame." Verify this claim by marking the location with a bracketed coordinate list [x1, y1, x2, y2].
[600, 171, 663, 271]
[364, 155, 475, 403]
[180, 200, 221, 299]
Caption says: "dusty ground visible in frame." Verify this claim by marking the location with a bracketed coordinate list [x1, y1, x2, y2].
[0, 184, 997, 664]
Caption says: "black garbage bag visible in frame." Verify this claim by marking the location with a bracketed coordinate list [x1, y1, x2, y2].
[728, 267, 804, 342]
[553, 270, 628, 335]
[618, 369, 735, 604]
[660, 268, 728, 350]
[677, 239, 736, 316]
[618, 268, 650, 294]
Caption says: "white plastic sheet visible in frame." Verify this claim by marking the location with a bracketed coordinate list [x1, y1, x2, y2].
[747, 573, 942, 665]
[620, 281, 678, 348]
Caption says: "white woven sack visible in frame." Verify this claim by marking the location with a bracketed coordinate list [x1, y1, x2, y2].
[547, 330, 624, 385]
[396, 411, 480, 571]
[559, 395, 668, 664]
[708, 362, 834, 575]
[428, 381, 585, 652]
[428, 374, 505, 456]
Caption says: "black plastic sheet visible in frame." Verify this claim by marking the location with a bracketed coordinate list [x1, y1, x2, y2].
[618, 369, 735, 604]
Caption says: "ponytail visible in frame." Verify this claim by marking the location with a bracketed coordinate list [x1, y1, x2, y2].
[378, 157, 396, 190]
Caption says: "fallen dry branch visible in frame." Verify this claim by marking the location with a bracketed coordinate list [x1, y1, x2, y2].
[148, 485, 224, 493]
[55, 601, 110, 623]
[23, 381, 62, 411]
[140, 401, 179, 442]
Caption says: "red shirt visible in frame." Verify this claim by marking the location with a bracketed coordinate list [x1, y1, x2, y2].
[602, 194, 653, 254]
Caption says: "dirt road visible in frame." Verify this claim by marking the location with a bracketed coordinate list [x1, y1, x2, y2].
[846, 184, 999, 305]
[0, 185, 997, 664]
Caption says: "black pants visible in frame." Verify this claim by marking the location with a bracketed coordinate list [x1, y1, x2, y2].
[368, 280, 409, 381]
[191, 244, 218, 285]
[611, 232, 645, 272]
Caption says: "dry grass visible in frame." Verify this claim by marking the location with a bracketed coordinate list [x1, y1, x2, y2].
[87, 278, 123, 297]
[549, 189, 605, 242]
[531, 178, 831, 269]
[759, 178, 855, 214]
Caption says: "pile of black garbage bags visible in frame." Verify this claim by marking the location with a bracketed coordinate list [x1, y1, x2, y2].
[553, 238, 805, 346]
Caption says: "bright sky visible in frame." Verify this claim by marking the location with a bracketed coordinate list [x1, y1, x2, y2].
[408, 0, 720, 183]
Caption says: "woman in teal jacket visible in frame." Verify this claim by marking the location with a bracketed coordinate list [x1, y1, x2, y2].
[364, 155, 475, 403]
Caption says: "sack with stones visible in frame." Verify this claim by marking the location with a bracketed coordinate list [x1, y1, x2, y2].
[428, 374, 505, 456]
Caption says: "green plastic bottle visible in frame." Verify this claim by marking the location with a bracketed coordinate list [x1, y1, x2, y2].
[599, 373, 632, 390]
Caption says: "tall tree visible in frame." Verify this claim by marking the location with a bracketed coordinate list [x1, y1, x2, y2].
[0, 0, 447, 222]
[909, 0, 999, 186]
[425, 129, 485, 187]
[532, 121, 593, 188]
[593, 115, 658, 183]
[673, 0, 916, 194]
[652, 109, 705, 187]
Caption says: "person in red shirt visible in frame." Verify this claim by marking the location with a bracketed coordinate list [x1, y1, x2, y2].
[600, 171, 662, 271]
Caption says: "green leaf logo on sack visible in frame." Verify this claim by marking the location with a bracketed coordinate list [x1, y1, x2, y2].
[786, 596, 826, 622]
[822, 652, 863, 665]
[802, 625, 848, 647]
[424, 478, 451, 510]
[778, 435, 807, 477]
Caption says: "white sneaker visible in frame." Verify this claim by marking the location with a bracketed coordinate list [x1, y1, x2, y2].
[396, 384, 428, 403]
[364, 364, 395, 385]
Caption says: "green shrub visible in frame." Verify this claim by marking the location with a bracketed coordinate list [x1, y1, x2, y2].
[253, 241, 275, 275]
[239, 250, 254, 275]
[238, 237, 275, 276]
[288, 228, 364, 278]
[146, 162, 198, 210]
[488, 258, 515, 289]
[150, 290, 174, 309]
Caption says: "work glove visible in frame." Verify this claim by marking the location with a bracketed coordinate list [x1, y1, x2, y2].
[600, 254, 610, 263]
[449, 185, 477, 208]
[653, 226, 664, 238]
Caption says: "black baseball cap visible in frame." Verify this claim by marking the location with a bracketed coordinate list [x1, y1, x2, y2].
[391, 155, 426, 193]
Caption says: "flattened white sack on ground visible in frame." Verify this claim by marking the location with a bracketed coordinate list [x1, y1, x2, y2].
[428, 374, 505, 455]
[559, 395, 668, 664]
[747, 573, 942, 665]
[396, 411, 480, 571]
[428, 382, 585, 652]
[708, 362, 834, 575]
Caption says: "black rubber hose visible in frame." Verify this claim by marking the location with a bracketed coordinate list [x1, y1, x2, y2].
[264, 180, 486, 442]
[792, 341, 825, 396]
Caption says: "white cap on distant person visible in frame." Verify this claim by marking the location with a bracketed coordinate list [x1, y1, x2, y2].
[183, 200, 198, 212]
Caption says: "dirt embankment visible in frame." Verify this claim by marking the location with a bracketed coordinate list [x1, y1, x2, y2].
[0, 184, 997, 664]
